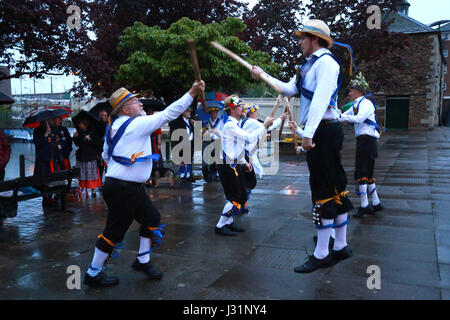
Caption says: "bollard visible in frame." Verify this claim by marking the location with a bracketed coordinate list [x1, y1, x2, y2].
[20, 154, 25, 178]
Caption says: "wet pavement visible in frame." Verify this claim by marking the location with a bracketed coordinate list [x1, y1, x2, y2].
[1, 126, 450, 300]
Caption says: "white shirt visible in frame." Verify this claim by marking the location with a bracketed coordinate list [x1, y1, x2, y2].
[339, 96, 380, 139]
[240, 117, 265, 177]
[103, 92, 193, 183]
[266, 47, 340, 139]
[220, 116, 266, 164]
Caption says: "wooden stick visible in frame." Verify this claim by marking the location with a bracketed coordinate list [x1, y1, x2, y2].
[278, 101, 289, 140]
[270, 94, 283, 118]
[210, 41, 283, 94]
[284, 97, 298, 150]
[187, 39, 207, 113]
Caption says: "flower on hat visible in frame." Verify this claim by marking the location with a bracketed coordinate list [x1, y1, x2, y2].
[224, 95, 242, 109]
[350, 72, 370, 93]
[243, 103, 260, 116]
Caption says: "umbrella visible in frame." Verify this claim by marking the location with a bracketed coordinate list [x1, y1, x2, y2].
[22, 106, 72, 128]
[89, 101, 112, 116]
[195, 91, 228, 123]
[140, 98, 166, 113]
[72, 110, 106, 135]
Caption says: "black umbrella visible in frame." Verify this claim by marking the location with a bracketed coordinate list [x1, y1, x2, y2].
[89, 101, 112, 116]
[72, 110, 106, 135]
[22, 107, 72, 128]
[140, 98, 166, 113]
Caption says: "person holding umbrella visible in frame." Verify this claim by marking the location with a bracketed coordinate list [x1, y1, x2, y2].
[24, 107, 72, 207]
[72, 111, 104, 198]
[51, 116, 72, 171]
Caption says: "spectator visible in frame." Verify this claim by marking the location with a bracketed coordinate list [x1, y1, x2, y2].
[73, 119, 103, 198]
[0, 129, 11, 181]
[33, 120, 55, 206]
[51, 116, 72, 171]
[169, 108, 195, 182]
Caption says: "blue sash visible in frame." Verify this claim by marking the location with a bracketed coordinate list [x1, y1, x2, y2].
[295, 53, 342, 120]
[353, 97, 383, 135]
[105, 117, 161, 166]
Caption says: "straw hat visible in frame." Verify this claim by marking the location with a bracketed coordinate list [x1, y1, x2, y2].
[295, 19, 334, 49]
[109, 87, 139, 115]
[243, 103, 260, 116]
[223, 95, 244, 111]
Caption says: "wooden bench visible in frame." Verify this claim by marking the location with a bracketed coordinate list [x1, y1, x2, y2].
[0, 167, 80, 220]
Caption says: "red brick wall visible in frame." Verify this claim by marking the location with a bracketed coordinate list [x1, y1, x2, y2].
[364, 33, 443, 128]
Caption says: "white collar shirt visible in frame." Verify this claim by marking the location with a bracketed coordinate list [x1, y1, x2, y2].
[340, 96, 380, 138]
[220, 116, 266, 164]
[265, 47, 340, 139]
[103, 92, 193, 183]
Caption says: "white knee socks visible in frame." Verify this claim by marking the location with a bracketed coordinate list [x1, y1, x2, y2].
[137, 236, 151, 264]
[333, 213, 348, 251]
[368, 183, 380, 206]
[216, 202, 234, 228]
[87, 247, 109, 277]
[314, 218, 334, 259]
[359, 184, 369, 208]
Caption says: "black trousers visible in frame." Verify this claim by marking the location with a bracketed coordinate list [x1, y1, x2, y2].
[306, 122, 353, 219]
[96, 177, 161, 253]
[354, 135, 378, 184]
[217, 163, 256, 207]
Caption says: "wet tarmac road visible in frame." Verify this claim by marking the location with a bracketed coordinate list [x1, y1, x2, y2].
[1, 127, 450, 299]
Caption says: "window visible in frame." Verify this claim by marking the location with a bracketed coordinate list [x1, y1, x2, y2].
[444, 50, 449, 58]
[444, 82, 448, 92]
[445, 66, 448, 75]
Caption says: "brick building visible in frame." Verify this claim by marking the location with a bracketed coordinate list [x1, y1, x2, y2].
[438, 22, 450, 124]
[372, 2, 446, 129]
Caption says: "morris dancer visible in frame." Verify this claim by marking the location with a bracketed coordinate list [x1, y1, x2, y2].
[202, 101, 224, 182]
[215, 95, 274, 236]
[251, 19, 354, 273]
[339, 72, 383, 217]
[84, 81, 205, 287]
[239, 103, 287, 213]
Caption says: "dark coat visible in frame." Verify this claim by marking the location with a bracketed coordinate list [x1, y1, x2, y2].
[0, 129, 11, 169]
[33, 126, 54, 162]
[73, 127, 103, 162]
[52, 125, 73, 159]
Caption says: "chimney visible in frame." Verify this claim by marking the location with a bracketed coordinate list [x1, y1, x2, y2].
[396, 0, 410, 16]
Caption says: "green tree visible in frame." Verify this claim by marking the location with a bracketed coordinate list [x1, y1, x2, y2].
[116, 17, 282, 102]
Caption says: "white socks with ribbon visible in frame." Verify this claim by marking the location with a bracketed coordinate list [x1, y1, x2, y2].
[368, 183, 380, 206]
[87, 247, 109, 277]
[314, 218, 334, 259]
[333, 213, 348, 251]
[137, 236, 151, 264]
[359, 184, 369, 208]
[216, 202, 234, 228]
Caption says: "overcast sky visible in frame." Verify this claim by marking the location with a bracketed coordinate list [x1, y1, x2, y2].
[11, 0, 450, 96]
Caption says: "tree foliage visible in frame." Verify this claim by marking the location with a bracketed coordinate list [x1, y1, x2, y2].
[0, 0, 91, 81]
[73, 0, 249, 97]
[240, 0, 304, 80]
[307, 0, 407, 93]
[116, 17, 281, 102]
